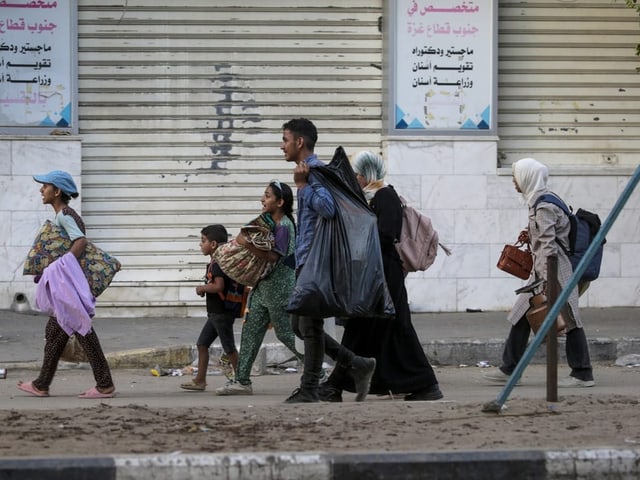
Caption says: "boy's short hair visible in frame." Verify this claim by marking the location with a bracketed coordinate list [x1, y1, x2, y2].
[201, 224, 228, 244]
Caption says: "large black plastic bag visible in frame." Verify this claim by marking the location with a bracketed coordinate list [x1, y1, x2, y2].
[287, 146, 395, 318]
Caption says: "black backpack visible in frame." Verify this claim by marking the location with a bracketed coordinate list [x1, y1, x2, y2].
[223, 279, 248, 318]
[534, 193, 606, 282]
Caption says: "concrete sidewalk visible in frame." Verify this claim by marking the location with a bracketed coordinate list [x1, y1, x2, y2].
[1, 307, 638, 370]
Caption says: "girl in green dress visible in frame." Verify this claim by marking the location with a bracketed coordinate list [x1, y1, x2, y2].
[216, 180, 302, 395]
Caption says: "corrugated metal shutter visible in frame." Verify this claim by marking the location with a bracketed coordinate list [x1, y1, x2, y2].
[77, 1, 383, 312]
[498, 0, 640, 169]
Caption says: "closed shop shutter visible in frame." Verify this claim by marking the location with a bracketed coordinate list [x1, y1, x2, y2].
[498, 0, 640, 169]
[77, 1, 383, 311]
[76, 0, 638, 313]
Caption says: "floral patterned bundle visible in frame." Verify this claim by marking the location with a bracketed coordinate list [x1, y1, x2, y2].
[213, 213, 276, 287]
[23, 220, 122, 297]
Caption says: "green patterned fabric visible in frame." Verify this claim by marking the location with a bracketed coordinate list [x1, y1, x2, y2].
[235, 216, 300, 384]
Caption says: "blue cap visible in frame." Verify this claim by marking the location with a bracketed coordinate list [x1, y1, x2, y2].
[33, 170, 79, 198]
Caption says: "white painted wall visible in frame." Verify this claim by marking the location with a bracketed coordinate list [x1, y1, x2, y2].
[384, 139, 640, 313]
[2, 139, 639, 316]
[0, 137, 83, 311]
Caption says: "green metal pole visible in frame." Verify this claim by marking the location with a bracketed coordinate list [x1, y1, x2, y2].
[483, 163, 640, 413]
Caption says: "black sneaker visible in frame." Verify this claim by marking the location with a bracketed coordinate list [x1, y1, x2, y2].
[404, 384, 444, 402]
[284, 387, 319, 404]
[318, 383, 343, 403]
[349, 356, 376, 402]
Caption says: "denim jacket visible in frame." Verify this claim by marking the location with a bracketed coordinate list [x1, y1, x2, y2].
[294, 154, 336, 269]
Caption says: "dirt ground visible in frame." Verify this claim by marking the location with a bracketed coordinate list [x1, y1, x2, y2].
[1, 368, 639, 458]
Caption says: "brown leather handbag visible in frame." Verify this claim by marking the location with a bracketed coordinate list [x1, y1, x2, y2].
[526, 293, 567, 336]
[497, 240, 533, 280]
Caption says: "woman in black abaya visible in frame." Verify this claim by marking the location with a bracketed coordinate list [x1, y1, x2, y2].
[319, 151, 443, 402]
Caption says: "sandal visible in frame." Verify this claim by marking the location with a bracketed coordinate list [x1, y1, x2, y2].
[180, 380, 206, 391]
[16, 381, 49, 397]
[78, 386, 116, 399]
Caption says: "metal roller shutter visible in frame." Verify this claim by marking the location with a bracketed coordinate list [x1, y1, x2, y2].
[497, 0, 640, 169]
[77, 0, 383, 313]
[76, 0, 639, 314]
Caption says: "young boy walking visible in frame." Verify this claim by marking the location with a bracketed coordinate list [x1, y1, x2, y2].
[181, 224, 242, 391]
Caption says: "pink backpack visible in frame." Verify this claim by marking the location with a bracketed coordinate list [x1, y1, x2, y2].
[396, 195, 451, 273]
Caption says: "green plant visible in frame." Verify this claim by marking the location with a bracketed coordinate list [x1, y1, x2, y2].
[627, 0, 640, 57]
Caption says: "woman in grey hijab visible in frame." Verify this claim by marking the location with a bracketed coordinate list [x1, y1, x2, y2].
[319, 151, 443, 402]
[483, 158, 594, 387]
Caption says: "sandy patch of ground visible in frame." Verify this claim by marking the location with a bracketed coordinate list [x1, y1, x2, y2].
[0, 394, 638, 457]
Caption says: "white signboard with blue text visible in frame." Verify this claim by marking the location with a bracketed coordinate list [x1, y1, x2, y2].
[388, 0, 497, 134]
[0, 0, 76, 132]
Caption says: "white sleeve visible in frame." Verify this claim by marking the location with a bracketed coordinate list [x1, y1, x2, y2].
[56, 212, 85, 241]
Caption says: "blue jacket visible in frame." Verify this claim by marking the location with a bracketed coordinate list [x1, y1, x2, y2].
[294, 154, 336, 269]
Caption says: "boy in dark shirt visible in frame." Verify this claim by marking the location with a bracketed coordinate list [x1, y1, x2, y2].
[181, 224, 240, 391]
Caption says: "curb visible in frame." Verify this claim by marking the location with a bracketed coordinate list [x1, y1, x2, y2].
[0, 448, 638, 479]
[5, 337, 638, 371]
[105, 344, 195, 369]
[424, 337, 640, 366]
[103, 336, 639, 370]
[0, 346, 196, 371]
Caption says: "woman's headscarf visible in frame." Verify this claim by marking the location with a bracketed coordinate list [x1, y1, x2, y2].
[352, 151, 386, 201]
[512, 157, 549, 205]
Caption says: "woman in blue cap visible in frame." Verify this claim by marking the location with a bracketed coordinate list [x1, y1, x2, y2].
[16, 170, 116, 399]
